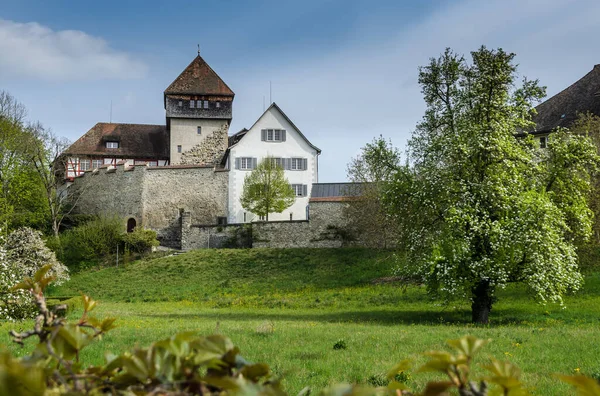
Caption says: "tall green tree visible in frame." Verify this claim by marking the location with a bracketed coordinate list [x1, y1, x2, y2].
[0, 91, 47, 235]
[388, 47, 598, 323]
[345, 135, 402, 247]
[240, 157, 295, 221]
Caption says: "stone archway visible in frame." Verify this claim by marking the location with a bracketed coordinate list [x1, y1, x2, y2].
[127, 218, 137, 233]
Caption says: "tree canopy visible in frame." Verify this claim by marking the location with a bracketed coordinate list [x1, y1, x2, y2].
[240, 157, 295, 221]
[387, 47, 599, 323]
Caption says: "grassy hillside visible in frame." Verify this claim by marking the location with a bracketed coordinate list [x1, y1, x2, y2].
[6, 248, 600, 394]
[49, 248, 398, 304]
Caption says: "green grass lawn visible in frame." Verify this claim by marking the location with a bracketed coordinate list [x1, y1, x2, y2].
[2, 248, 600, 394]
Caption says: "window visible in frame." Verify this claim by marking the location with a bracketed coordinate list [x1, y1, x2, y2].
[178, 101, 183, 107]
[196, 100, 202, 108]
[217, 216, 227, 225]
[106, 141, 119, 149]
[539, 136, 547, 149]
[270, 157, 284, 168]
[134, 160, 146, 165]
[291, 184, 307, 197]
[203, 100, 209, 109]
[291, 158, 307, 171]
[216, 101, 221, 108]
[238, 157, 255, 170]
[79, 160, 90, 172]
[92, 159, 103, 169]
[197, 126, 202, 135]
[177, 145, 182, 153]
[261, 129, 286, 142]
[147, 161, 158, 167]
[190, 100, 195, 108]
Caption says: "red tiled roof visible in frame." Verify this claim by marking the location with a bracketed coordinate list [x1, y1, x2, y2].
[164, 55, 234, 96]
[64, 123, 169, 159]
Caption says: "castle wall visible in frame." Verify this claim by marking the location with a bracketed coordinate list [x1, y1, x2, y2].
[69, 164, 229, 248]
[69, 164, 146, 230]
[180, 200, 353, 250]
[143, 166, 229, 247]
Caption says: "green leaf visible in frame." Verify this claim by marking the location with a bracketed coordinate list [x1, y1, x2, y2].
[557, 375, 600, 396]
[422, 381, 455, 396]
[447, 336, 489, 358]
[386, 359, 412, 380]
[240, 363, 270, 381]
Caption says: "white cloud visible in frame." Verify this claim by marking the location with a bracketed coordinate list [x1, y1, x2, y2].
[0, 19, 148, 81]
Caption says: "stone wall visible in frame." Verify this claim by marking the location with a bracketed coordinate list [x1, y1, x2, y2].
[68, 163, 229, 248]
[144, 166, 229, 247]
[68, 163, 145, 230]
[180, 200, 353, 250]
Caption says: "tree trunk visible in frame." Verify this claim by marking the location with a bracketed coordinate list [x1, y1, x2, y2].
[471, 280, 494, 324]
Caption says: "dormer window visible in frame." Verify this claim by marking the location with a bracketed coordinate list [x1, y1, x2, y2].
[106, 141, 119, 149]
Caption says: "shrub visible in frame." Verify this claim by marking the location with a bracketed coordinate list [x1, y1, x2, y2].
[333, 339, 347, 350]
[5, 227, 69, 285]
[122, 227, 159, 255]
[0, 230, 35, 320]
[57, 216, 123, 268]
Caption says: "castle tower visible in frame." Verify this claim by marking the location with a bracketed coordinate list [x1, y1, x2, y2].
[164, 54, 234, 165]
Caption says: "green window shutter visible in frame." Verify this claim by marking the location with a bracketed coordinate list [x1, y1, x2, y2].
[302, 185, 307, 197]
[235, 158, 240, 170]
[281, 130, 286, 142]
[303, 158, 308, 170]
[252, 158, 258, 169]
[261, 130, 267, 141]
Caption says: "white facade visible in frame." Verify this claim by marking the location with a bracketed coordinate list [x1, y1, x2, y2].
[227, 103, 320, 223]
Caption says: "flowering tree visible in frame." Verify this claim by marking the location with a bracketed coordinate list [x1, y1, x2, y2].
[388, 47, 599, 323]
[0, 230, 36, 320]
[5, 227, 69, 285]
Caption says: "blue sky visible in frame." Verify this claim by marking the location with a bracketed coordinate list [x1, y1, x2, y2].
[1, 0, 600, 182]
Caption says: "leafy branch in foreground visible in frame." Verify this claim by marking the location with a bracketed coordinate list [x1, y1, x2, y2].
[1, 266, 599, 395]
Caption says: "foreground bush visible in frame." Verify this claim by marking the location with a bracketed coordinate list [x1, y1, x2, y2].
[2, 267, 599, 395]
[1, 227, 69, 320]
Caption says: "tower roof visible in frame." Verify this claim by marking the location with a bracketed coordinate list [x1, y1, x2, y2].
[164, 55, 234, 97]
[533, 64, 600, 132]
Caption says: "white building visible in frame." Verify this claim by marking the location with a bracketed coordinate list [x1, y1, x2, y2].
[226, 103, 321, 223]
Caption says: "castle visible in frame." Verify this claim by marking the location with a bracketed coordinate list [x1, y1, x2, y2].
[65, 54, 330, 247]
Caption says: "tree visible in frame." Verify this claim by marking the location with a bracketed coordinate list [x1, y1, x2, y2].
[240, 157, 295, 221]
[0, 91, 47, 235]
[345, 136, 402, 247]
[387, 47, 598, 323]
[4, 227, 69, 285]
[28, 122, 73, 237]
[569, 112, 600, 243]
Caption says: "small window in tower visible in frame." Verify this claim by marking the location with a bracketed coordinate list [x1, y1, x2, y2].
[216, 101, 221, 108]
[177, 145, 182, 153]
[197, 126, 202, 135]
[197, 100, 202, 108]
[190, 100, 195, 108]
[178, 101, 183, 107]
[539, 136, 547, 149]
[203, 100, 209, 109]
[106, 141, 119, 149]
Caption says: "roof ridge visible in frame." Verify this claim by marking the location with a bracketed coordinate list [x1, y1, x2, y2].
[96, 122, 166, 127]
